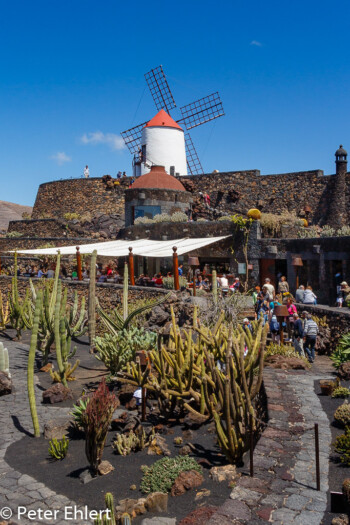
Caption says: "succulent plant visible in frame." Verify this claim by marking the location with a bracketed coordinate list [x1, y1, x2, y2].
[332, 387, 350, 398]
[334, 401, 350, 427]
[0, 342, 9, 376]
[48, 437, 69, 460]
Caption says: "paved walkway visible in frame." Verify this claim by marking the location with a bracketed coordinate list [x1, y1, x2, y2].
[0, 340, 92, 525]
[208, 368, 332, 525]
[0, 338, 333, 525]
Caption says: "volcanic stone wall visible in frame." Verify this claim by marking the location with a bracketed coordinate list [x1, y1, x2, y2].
[30, 170, 350, 227]
[31, 177, 129, 219]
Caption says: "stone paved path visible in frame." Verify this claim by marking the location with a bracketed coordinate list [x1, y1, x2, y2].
[208, 368, 332, 525]
[0, 340, 93, 525]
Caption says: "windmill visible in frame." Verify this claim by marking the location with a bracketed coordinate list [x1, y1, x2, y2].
[121, 65, 225, 176]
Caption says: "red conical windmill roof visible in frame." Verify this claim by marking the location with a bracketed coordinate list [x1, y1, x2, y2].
[130, 166, 186, 191]
[144, 109, 183, 130]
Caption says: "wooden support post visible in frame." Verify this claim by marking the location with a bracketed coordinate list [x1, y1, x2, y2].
[192, 269, 196, 296]
[129, 247, 135, 286]
[76, 246, 82, 281]
[173, 247, 180, 291]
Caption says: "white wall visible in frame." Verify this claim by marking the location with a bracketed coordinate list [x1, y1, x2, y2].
[141, 126, 187, 176]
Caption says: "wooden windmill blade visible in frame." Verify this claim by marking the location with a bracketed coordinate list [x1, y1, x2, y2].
[185, 133, 204, 175]
[144, 65, 177, 113]
[121, 121, 148, 154]
[178, 92, 224, 130]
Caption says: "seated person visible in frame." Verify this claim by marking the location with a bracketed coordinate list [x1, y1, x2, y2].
[154, 273, 163, 288]
[196, 275, 204, 289]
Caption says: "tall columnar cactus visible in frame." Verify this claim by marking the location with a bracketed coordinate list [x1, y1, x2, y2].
[88, 250, 97, 347]
[212, 270, 218, 304]
[0, 342, 10, 375]
[53, 280, 68, 387]
[28, 291, 42, 437]
[94, 492, 117, 525]
[0, 291, 9, 330]
[8, 251, 31, 340]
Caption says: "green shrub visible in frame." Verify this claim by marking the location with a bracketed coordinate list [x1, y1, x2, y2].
[337, 226, 350, 237]
[48, 437, 69, 460]
[95, 327, 157, 376]
[196, 218, 207, 223]
[334, 427, 350, 466]
[332, 387, 350, 398]
[320, 225, 336, 237]
[218, 216, 232, 222]
[334, 402, 350, 427]
[153, 213, 171, 223]
[140, 456, 202, 494]
[134, 216, 154, 225]
[6, 231, 23, 238]
[170, 211, 188, 223]
[71, 398, 90, 427]
[330, 333, 350, 369]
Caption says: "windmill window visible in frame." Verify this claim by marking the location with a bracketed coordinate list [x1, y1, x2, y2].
[141, 145, 146, 162]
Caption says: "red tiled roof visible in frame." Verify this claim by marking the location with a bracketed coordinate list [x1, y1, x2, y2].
[145, 109, 183, 130]
[130, 166, 186, 191]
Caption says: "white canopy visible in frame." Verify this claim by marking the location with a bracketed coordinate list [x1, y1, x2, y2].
[12, 236, 230, 258]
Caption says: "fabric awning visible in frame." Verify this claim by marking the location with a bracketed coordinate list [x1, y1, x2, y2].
[12, 236, 230, 258]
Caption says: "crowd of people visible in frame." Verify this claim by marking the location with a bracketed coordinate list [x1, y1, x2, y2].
[253, 277, 319, 363]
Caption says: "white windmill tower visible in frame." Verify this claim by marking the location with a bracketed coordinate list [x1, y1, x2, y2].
[140, 109, 187, 176]
[121, 65, 225, 178]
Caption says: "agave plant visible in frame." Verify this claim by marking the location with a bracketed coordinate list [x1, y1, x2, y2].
[330, 332, 350, 369]
[97, 264, 171, 333]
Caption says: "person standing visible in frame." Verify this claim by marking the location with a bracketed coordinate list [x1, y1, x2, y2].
[264, 278, 275, 301]
[84, 165, 90, 178]
[303, 314, 319, 363]
[292, 313, 304, 356]
[278, 276, 289, 294]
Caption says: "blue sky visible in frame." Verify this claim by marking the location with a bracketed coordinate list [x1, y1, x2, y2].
[1, 0, 349, 206]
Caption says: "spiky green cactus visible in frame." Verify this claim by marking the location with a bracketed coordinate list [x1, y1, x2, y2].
[94, 492, 117, 525]
[28, 291, 42, 437]
[88, 250, 97, 347]
[8, 251, 31, 340]
[113, 428, 153, 455]
[0, 342, 9, 375]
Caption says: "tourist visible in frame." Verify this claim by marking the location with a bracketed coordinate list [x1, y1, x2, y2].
[82, 267, 89, 280]
[84, 165, 90, 178]
[46, 265, 55, 279]
[303, 285, 317, 305]
[242, 318, 253, 334]
[122, 171, 126, 177]
[303, 314, 319, 363]
[154, 273, 163, 288]
[230, 277, 240, 292]
[220, 274, 229, 294]
[295, 285, 305, 303]
[60, 265, 68, 279]
[269, 314, 280, 343]
[264, 278, 275, 301]
[252, 286, 260, 305]
[71, 268, 78, 280]
[278, 276, 289, 294]
[37, 266, 46, 278]
[196, 275, 204, 290]
[286, 298, 297, 341]
[292, 313, 304, 356]
[203, 278, 211, 290]
[337, 281, 350, 307]
[98, 270, 107, 283]
[178, 264, 183, 276]
[117, 171, 122, 179]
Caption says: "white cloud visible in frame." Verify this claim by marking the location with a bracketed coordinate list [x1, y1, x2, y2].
[250, 40, 263, 47]
[50, 152, 72, 165]
[80, 131, 126, 151]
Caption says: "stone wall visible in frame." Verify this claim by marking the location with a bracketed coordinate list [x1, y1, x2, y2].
[29, 170, 350, 228]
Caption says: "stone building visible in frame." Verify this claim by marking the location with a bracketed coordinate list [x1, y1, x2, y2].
[124, 165, 192, 226]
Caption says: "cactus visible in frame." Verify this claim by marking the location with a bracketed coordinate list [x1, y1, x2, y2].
[48, 437, 69, 460]
[113, 428, 154, 455]
[118, 309, 268, 462]
[94, 492, 117, 525]
[0, 342, 9, 376]
[8, 251, 31, 340]
[97, 279, 171, 334]
[0, 291, 9, 330]
[27, 291, 42, 437]
[88, 250, 97, 347]
[212, 270, 218, 304]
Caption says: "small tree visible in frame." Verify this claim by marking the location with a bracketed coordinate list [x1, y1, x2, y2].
[83, 378, 118, 474]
